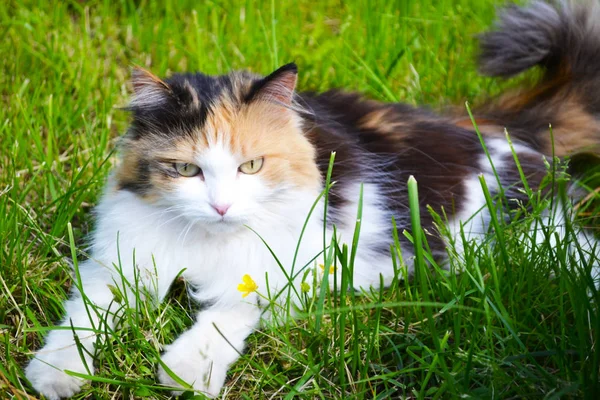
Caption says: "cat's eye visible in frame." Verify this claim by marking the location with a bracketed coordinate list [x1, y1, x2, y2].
[239, 158, 264, 175]
[174, 162, 201, 177]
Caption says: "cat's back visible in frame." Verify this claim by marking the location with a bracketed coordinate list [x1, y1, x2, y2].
[298, 90, 485, 229]
[298, 89, 482, 167]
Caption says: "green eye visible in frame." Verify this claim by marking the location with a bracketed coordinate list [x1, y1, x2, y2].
[174, 162, 201, 177]
[239, 157, 264, 174]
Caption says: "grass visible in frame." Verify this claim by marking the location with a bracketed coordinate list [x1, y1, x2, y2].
[1, 0, 599, 398]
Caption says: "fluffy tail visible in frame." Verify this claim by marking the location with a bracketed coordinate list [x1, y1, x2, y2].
[476, 0, 600, 157]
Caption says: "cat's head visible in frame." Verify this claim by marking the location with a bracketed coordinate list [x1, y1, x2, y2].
[115, 63, 321, 233]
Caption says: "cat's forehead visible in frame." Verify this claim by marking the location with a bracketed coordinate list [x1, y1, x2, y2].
[157, 98, 298, 161]
[165, 70, 259, 107]
[128, 70, 261, 141]
[126, 64, 304, 165]
[129, 69, 303, 157]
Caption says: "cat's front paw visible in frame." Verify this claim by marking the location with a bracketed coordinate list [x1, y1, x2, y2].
[157, 345, 227, 398]
[25, 347, 92, 399]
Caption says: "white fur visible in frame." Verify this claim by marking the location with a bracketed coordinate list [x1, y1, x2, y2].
[25, 137, 599, 399]
[447, 138, 513, 260]
[526, 196, 600, 282]
[26, 144, 399, 398]
[448, 138, 600, 281]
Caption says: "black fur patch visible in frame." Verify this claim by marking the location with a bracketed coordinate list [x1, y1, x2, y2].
[300, 90, 483, 256]
[119, 159, 152, 195]
[127, 72, 238, 140]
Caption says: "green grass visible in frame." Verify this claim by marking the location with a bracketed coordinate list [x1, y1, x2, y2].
[1, 0, 599, 398]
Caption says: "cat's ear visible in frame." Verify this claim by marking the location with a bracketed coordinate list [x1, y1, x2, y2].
[129, 66, 172, 109]
[247, 63, 298, 106]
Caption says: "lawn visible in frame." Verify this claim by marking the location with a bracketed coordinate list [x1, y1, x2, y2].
[1, 0, 599, 399]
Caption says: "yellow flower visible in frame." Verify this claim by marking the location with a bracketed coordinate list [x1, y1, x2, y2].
[301, 282, 310, 293]
[237, 274, 258, 298]
[319, 264, 335, 274]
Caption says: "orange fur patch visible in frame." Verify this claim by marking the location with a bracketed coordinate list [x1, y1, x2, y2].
[115, 150, 140, 188]
[452, 117, 504, 137]
[233, 101, 320, 190]
[194, 96, 320, 190]
[550, 100, 600, 156]
[358, 107, 414, 144]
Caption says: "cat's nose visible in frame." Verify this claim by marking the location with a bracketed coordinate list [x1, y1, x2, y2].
[211, 203, 231, 216]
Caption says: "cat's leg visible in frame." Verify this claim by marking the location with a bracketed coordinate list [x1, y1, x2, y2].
[25, 261, 116, 400]
[157, 302, 261, 398]
[447, 169, 600, 286]
[531, 201, 600, 286]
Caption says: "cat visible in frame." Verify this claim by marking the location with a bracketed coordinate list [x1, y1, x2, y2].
[25, 1, 600, 399]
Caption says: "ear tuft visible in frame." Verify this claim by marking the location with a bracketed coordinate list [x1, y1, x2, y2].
[247, 63, 298, 106]
[129, 66, 172, 109]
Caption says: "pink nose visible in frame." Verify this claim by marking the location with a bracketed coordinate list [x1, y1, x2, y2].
[212, 203, 231, 216]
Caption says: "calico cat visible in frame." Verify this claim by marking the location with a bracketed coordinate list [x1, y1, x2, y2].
[26, 1, 600, 399]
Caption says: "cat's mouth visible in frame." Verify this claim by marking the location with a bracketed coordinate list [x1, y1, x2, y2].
[204, 217, 247, 234]
[208, 214, 245, 226]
